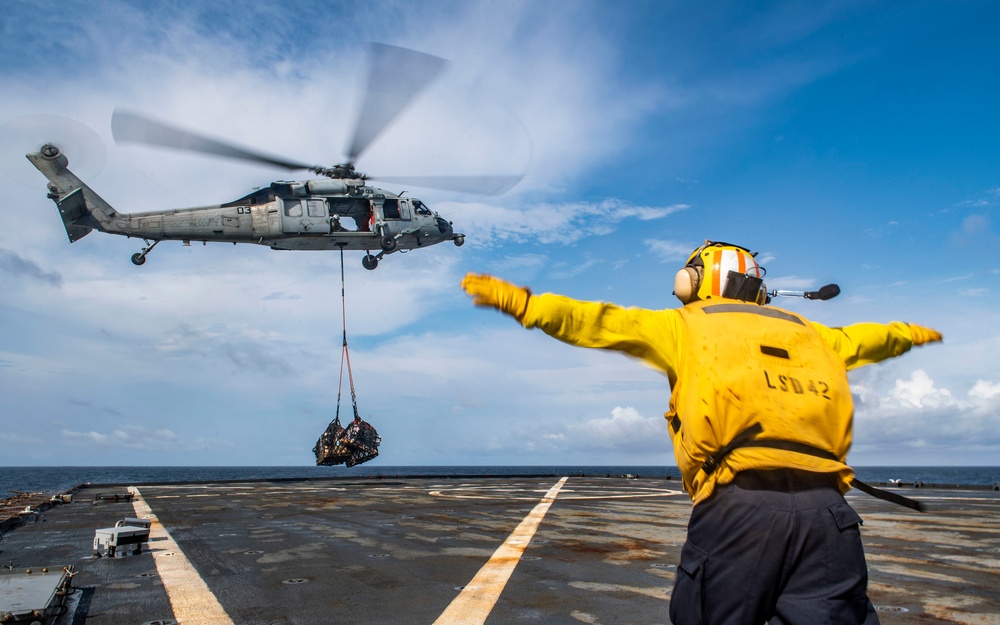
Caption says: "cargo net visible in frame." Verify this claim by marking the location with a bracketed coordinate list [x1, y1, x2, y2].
[314, 247, 382, 468]
[313, 415, 381, 467]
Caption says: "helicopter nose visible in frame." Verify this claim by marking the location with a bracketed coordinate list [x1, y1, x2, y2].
[435, 216, 452, 235]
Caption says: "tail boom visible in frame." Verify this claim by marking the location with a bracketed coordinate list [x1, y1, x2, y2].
[27, 144, 122, 242]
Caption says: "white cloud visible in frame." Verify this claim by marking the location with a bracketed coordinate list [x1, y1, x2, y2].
[969, 380, 1000, 401]
[445, 200, 687, 247]
[561, 406, 669, 453]
[645, 239, 698, 263]
[61, 424, 203, 451]
[851, 369, 1000, 460]
[887, 369, 953, 408]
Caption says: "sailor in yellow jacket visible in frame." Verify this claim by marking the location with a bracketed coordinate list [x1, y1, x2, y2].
[461, 240, 942, 625]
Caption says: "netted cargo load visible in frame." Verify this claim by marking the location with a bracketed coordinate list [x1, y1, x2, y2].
[341, 417, 381, 467]
[313, 415, 381, 467]
[313, 416, 351, 466]
[314, 248, 382, 468]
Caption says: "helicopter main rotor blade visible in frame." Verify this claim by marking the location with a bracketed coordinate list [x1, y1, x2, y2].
[112, 109, 314, 171]
[373, 174, 525, 196]
[346, 44, 448, 163]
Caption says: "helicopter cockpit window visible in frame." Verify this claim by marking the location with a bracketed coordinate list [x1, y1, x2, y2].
[284, 199, 303, 217]
[413, 200, 432, 215]
[383, 199, 401, 219]
[307, 200, 326, 218]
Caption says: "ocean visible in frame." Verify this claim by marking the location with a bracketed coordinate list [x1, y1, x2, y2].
[2, 465, 999, 496]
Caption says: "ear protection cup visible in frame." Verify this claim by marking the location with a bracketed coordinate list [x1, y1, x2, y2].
[673, 266, 701, 304]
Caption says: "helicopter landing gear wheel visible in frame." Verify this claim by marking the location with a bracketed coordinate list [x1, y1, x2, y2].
[362, 254, 379, 270]
[130, 239, 159, 266]
[380, 235, 397, 252]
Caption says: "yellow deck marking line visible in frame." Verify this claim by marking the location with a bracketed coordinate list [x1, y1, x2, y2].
[433, 476, 568, 625]
[129, 487, 235, 625]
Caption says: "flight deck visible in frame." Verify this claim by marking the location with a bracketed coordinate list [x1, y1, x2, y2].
[1, 475, 998, 624]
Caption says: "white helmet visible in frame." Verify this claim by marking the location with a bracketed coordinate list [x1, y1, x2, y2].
[673, 240, 767, 305]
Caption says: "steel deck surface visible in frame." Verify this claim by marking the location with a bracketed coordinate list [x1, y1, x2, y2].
[0, 476, 997, 624]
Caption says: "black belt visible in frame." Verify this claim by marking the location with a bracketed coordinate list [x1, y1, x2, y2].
[733, 468, 837, 491]
[701, 423, 926, 512]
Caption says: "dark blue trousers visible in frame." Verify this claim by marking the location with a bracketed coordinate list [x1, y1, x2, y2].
[669, 469, 880, 625]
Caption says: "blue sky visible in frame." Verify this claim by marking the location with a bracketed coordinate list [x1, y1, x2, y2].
[1, 0, 998, 468]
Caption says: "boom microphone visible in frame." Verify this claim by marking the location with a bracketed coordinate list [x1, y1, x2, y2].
[804, 284, 840, 301]
[770, 284, 840, 301]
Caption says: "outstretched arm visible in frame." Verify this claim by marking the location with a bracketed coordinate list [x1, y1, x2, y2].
[461, 273, 682, 377]
[812, 320, 943, 370]
[461, 273, 532, 321]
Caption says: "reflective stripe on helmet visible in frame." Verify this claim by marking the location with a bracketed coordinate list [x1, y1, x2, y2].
[711, 249, 723, 296]
[707, 248, 760, 297]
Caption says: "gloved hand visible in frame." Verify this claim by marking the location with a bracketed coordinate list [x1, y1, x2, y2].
[461, 273, 531, 321]
[908, 324, 943, 346]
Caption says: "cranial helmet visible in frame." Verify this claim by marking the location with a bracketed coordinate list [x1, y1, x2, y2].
[673, 240, 767, 305]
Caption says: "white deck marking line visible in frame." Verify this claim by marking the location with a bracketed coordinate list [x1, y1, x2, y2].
[433, 476, 569, 625]
[129, 486, 235, 625]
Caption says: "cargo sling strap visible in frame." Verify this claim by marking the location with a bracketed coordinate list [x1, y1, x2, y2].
[700, 422, 926, 512]
[312, 246, 381, 467]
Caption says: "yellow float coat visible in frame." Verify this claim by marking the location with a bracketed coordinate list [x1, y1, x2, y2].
[521, 295, 915, 504]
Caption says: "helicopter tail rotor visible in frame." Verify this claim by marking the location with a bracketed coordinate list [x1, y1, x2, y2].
[2, 115, 106, 188]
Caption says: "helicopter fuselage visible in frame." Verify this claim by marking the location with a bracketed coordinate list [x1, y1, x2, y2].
[27, 145, 465, 269]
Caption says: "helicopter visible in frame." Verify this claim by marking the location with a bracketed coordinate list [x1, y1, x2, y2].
[26, 44, 524, 270]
